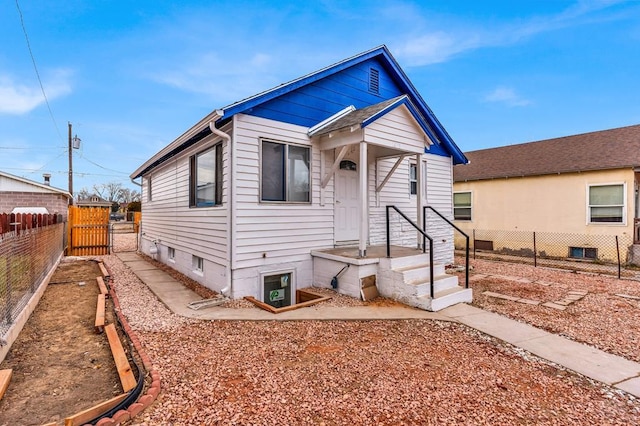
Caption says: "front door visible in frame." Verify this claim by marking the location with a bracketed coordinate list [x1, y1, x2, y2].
[335, 161, 359, 243]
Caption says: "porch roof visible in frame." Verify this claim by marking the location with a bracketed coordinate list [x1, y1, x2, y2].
[308, 95, 436, 147]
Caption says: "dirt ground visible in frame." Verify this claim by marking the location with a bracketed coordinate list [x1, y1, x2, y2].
[0, 259, 123, 426]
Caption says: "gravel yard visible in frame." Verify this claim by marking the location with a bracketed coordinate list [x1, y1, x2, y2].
[465, 257, 640, 363]
[103, 234, 640, 424]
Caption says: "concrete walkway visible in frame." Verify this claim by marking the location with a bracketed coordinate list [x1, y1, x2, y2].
[115, 252, 640, 398]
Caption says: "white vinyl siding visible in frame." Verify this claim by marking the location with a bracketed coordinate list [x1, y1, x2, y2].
[363, 106, 431, 154]
[368, 153, 454, 265]
[233, 114, 334, 269]
[141, 127, 230, 268]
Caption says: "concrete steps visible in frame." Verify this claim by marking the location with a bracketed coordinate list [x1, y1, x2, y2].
[377, 253, 472, 312]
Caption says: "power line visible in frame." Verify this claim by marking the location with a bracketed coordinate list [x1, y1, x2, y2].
[14, 0, 64, 143]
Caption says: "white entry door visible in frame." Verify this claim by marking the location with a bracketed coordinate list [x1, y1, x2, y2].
[335, 167, 359, 243]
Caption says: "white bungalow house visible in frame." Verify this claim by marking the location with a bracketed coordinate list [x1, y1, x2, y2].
[131, 46, 471, 311]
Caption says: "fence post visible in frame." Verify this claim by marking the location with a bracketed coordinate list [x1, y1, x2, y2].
[616, 235, 621, 279]
[533, 231, 537, 267]
[473, 229, 476, 260]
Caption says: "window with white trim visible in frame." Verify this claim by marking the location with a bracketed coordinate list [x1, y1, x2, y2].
[588, 184, 624, 223]
[261, 140, 310, 202]
[409, 163, 417, 195]
[189, 144, 222, 207]
[453, 191, 472, 221]
[147, 175, 152, 202]
[192, 255, 204, 273]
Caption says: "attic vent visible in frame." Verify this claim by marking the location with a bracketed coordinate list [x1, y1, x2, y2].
[369, 68, 380, 94]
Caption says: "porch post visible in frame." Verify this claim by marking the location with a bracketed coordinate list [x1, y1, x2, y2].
[416, 153, 423, 249]
[359, 141, 368, 257]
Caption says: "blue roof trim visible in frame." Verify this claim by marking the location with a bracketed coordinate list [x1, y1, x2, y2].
[360, 96, 438, 145]
[219, 45, 468, 165]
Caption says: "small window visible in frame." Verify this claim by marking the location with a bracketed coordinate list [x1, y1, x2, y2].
[147, 176, 152, 202]
[588, 184, 624, 223]
[454, 191, 472, 220]
[262, 271, 292, 308]
[369, 68, 380, 94]
[190, 144, 223, 207]
[340, 160, 357, 171]
[261, 140, 310, 203]
[192, 255, 204, 272]
[569, 247, 597, 259]
[168, 247, 175, 261]
[409, 163, 417, 195]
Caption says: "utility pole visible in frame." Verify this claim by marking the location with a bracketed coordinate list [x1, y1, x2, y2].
[68, 122, 73, 202]
[68, 122, 81, 205]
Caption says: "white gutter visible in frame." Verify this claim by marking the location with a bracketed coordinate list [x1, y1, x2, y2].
[208, 111, 234, 298]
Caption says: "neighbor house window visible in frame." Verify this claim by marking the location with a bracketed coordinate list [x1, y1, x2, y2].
[192, 255, 204, 273]
[261, 140, 310, 202]
[409, 163, 417, 195]
[453, 191, 472, 221]
[588, 184, 624, 223]
[147, 175, 152, 201]
[189, 144, 223, 207]
[569, 246, 597, 259]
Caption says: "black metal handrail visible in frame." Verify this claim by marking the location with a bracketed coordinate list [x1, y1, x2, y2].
[424, 206, 470, 289]
[386, 205, 435, 298]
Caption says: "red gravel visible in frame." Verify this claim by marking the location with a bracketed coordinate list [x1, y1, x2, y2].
[106, 235, 640, 424]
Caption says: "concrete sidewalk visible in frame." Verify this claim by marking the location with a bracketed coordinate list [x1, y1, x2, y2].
[115, 252, 640, 398]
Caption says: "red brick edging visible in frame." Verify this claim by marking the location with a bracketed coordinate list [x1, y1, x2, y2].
[87, 265, 161, 426]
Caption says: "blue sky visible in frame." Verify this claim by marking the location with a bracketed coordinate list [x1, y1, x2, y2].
[1, 0, 639, 194]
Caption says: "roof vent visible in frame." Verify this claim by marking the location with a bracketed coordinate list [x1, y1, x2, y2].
[369, 68, 380, 94]
[42, 173, 51, 186]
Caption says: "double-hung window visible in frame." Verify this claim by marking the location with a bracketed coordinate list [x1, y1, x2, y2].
[261, 140, 310, 203]
[588, 184, 624, 223]
[453, 191, 472, 221]
[189, 144, 223, 207]
[409, 163, 417, 195]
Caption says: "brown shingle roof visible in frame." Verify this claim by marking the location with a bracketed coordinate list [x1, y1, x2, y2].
[453, 124, 640, 182]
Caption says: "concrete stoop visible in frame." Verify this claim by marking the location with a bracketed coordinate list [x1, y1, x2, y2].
[377, 254, 472, 311]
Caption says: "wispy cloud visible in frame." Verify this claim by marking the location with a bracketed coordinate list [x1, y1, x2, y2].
[484, 86, 531, 107]
[0, 69, 72, 115]
[395, 0, 631, 66]
[149, 51, 279, 103]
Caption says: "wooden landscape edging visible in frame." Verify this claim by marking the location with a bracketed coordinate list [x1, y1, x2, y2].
[104, 324, 136, 393]
[97, 261, 110, 282]
[0, 369, 12, 401]
[63, 393, 128, 426]
[245, 289, 331, 314]
[95, 294, 106, 333]
[96, 276, 109, 296]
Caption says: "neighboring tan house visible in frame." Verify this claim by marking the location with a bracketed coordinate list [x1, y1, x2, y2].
[0, 170, 71, 218]
[453, 124, 640, 263]
[131, 45, 471, 311]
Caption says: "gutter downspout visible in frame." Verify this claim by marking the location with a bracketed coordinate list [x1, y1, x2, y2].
[209, 111, 233, 297]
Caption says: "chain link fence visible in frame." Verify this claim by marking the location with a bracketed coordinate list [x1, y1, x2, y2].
[0, 215, 65, 335]
[454, 228, 638, 278]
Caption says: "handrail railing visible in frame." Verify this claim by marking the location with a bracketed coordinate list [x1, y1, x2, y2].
[424, 206, 470, 289]
[386, 205, 435, 298]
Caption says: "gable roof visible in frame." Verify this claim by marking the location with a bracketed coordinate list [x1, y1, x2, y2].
[308, 95, 435, 146]
[453, 124, 640, 182]
[0, 170, 71, 198]
[132, 45, 467, 179]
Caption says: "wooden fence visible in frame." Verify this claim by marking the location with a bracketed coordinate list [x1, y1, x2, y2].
[66, 206, 110, 256]
[0, 213, 61, 236]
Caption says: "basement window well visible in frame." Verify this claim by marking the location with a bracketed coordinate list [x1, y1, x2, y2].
[262, 271, 293, 308]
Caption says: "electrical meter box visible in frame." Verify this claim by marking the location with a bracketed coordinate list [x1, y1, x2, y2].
[263, 272, 292, 308]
